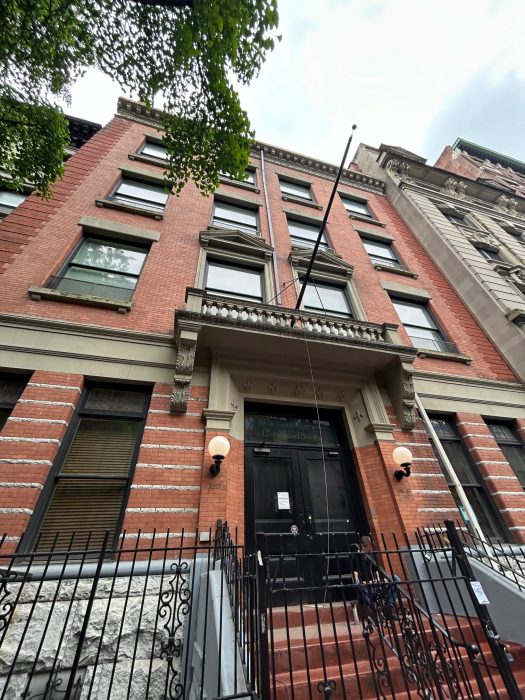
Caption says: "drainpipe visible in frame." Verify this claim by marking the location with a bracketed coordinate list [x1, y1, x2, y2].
[259, 147, 281, 305]
[414, 393, 487, 544]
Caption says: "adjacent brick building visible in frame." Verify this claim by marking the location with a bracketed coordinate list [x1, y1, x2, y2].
[0, 98, 524, 558]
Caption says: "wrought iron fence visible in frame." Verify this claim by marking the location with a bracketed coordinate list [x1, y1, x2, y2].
[256, 524, 523, 700]
[0, 525, 257, 700]
[421, 521, 525, 593]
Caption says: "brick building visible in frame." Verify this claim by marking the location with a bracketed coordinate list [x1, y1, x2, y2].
[0, 97, 524, 554]
[1, 98, 525, 698]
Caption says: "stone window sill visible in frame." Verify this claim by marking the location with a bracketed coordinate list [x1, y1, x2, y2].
[348, 213, 385, 227]
[95, 198, 164, 220]
[218, 177, 260, 194]
[374, 263, 418, 279]
[416, 348, 472, 364]
[28, 286, 132, 313]
[128, 153, 167, 169]
[281, 195, 323, 211]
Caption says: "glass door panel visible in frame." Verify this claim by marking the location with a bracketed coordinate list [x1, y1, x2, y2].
[303, 455, 355, 534]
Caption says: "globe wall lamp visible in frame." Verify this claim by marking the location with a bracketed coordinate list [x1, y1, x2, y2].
[208, 435, 231, 476]
[393, 446, 413, 481]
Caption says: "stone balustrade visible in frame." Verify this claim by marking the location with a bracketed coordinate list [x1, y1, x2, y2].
[183, 288, 401, 346]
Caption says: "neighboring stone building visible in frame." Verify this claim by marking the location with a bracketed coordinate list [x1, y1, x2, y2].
[355, 139, 525, 382]
[0, 97, 524, 553]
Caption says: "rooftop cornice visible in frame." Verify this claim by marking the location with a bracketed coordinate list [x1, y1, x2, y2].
[115, 97, 386, 195]
[452, 138, 525, 176]
[253, 142, 386, 194]
[379, 148, 525, 217]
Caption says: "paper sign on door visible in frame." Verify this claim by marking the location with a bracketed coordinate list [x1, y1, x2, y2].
[276, 492, 291, 510]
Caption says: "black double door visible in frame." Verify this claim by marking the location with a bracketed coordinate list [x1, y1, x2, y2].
[245, 443, 365, 600]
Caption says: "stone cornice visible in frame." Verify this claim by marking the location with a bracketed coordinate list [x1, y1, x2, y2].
[253, 142, 386, 195]
[399, 178, 525, 226]
[115, 97, 386, 195]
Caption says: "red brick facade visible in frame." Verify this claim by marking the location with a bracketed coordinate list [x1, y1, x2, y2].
[0, 102, 524, 550]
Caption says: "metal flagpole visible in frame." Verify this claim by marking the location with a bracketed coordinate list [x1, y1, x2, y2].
[294, 125, 357, 316]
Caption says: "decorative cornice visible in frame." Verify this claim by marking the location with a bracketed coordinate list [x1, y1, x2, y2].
[200, 228, 274, 259]
[255, 141, 385, 194]
[116, 98, 386, 195]
[289, 247, 354, 278]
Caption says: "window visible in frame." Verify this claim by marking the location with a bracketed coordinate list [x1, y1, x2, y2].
[33, 384, 150, 551]
[139, 141, 167, 161]
[110, 178, 168, 214]
[280, 179, 312, 201]
[0, 190, 26, 219]
[52, 237, 148, 301]
[478, 247, 501, 261]
[362, 237, 401, 268]
[221, 168, 256, 186]
[302, 280, 353, 318]
[486, 422, 525, 489]
[392, 298, 456, 353]
[340, 195, 372, 218]
[446, 213, 466, 226]
[205, 260, 263, 302]
[428, 416, 504, 539]
[288, 219, 328, 249]
[212, 201, 258, 233]
[0, 374, 29, 431]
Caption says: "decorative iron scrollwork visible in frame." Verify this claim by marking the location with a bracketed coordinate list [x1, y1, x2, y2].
[0, 571, 17, 637]
[158, 561, 192, 699]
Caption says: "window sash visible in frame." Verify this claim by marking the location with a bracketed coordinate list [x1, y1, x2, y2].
[363, 239, 399, 266]
[288, 220, 328, 248]
[0, 191, 26, 208]
[140, 141, 168, 161]
[221, 169, 256, 185]
[341, 196, 371, 217]
[205, 261, 263, 301]
[303, 282, 353, 318]
[478, 247, 501, 261]
[428, 417, 504, 539]
[33, 386, 149, 551]
[393, 298, 453, 351]
[280, 180, 312, 201]
[112, 179, 168, 212]
[212, 201, 258, 232]
[55, 238, 147, 300]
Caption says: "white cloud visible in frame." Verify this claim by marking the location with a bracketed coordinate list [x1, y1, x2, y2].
[63, 0, 525, 165]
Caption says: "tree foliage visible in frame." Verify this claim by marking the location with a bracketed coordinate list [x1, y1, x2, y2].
[0, 0, 279, 196]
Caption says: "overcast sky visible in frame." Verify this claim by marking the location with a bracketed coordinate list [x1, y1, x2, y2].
[64, 0, 525, 167]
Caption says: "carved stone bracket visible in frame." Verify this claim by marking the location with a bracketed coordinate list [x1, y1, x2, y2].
[442, 177, 467, 199]
[170, 320, 202, 413]
[384, 358, 417, 431]
[386, 159, 410, 180]
[463, 228, 500, 250]
[496, 194, 519, 215]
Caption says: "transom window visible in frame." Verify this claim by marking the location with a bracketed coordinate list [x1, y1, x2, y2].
[340, 195, 372, 218]
[0, 190, 26, 218]
[302, 280, 353, 318]
[205, 260, 263, 302]
[140, 141, 167, 161]
[280, 179, 312, 201]
[392, 297, 455, 353]
[288, 219, 328, 249]
[110, 178, 169, 214]
[212, 201, 258, 233]
[52, 237, 148, 301]
[362, 237, 400, 267]
[33, 384, 150, 551]
[428, 416, 504, 539]
[486, 421, 525, 489]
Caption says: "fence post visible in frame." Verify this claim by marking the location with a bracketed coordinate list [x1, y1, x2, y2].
[256, 534, 270, 700]
[444, 520, 521, 700]
[65, 530, 110, 698]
